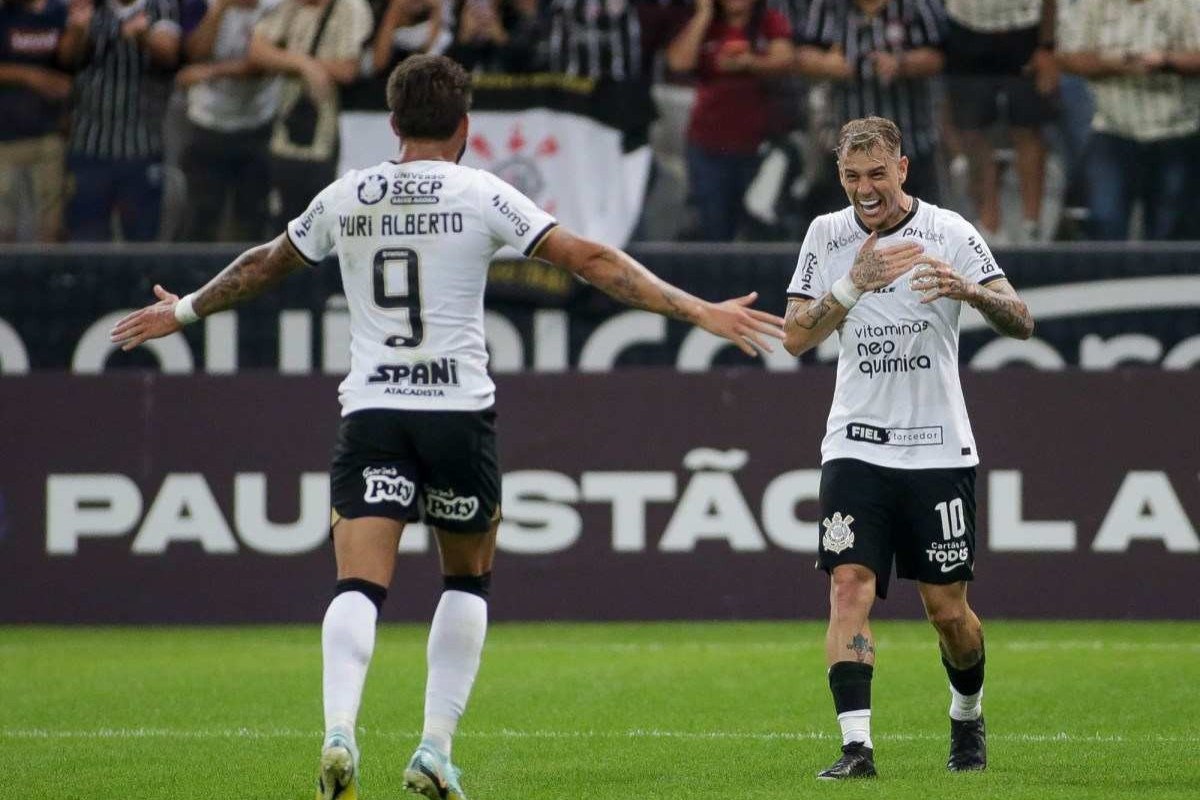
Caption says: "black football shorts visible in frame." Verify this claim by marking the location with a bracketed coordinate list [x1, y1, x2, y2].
[330, 407, 500, 533]
[817, 458, 977, 598]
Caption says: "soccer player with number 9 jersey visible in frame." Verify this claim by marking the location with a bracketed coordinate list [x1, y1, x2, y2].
[111, 54, 785, 800]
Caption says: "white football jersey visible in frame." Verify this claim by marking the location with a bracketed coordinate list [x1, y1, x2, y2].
[287, 159, 557, 413]
[788, 199, 1006, 469]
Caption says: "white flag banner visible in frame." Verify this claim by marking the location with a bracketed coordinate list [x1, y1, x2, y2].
[339, 108, 651, 247]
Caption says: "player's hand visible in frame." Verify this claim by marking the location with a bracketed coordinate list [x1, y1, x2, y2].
[848, 232, 926, 293]
[697, 292, 786, 357]
[909, 259, 976, 304]
[109, 284, 185, 351]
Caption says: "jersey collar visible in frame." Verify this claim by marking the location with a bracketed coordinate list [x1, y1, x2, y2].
[854, 197, 920, 238]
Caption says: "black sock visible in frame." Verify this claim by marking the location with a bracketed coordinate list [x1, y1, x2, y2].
[829, 661, 874, 714]
[942, 643, 985, 696]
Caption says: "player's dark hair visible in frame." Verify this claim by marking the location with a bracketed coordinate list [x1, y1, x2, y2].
[386, 54, 473, 140]
[836, 116, 903, 161]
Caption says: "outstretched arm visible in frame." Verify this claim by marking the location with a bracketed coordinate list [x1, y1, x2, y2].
[534, 227, 784, 357]
[110, 233, 310, 350]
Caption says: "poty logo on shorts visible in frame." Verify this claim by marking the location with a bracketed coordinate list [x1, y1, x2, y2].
[425, 488, 479, 521]
[822, 512, 855, 554]
[362, 467, 414, 505]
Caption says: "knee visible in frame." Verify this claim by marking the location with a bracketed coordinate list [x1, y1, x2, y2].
[926, 600, 970, 636]
[829, 567, 875, 615]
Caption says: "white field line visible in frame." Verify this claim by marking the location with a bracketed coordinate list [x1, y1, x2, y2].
[484, 640, 1200, 654]
[2, 727, 1197, 745]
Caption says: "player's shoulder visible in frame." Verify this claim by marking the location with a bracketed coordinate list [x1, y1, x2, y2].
[806, 206, 860, 236]
[915, 199, 978, 239]
[806, 206, 870, 256]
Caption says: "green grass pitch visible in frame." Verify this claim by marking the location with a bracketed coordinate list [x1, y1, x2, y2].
[3, 621, 1197, 799]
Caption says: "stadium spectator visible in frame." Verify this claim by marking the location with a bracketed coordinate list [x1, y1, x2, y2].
[797, 0, 947, 205]
[368, 0, 449, 77]
[58, 0, 182, 241]
[544, 0, 644, 81]
[1050, 0, 1092, 239]
[110, 53, 784, 800]
[1057, 0, 1200, 241]
[177, 0, 283, 241]
[782, 116, 1033, 781]
[249, 0, 372, 229]
[444, 0, 540, 73]
[666, 0, 793, 241]
[0, 0, 71, 242]
[942, 0, 1057, 243]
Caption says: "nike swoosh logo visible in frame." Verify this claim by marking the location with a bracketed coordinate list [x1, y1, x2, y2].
[940, 561, 967, 573]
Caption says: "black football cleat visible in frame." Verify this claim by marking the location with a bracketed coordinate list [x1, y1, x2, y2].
[947, 716, 987, 771]
[817, 742, 877, 779]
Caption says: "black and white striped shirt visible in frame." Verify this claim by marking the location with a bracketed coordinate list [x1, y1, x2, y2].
[1059, 0, 1200, 141]
[803, 0, 946, 156]
[69, 0, 181, 160]
[545, 0, 642, 82]
[944, 0, 1041, 33]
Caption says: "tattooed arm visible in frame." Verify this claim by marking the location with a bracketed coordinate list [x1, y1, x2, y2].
[784, 231, 927, 356]
[110, 233, 309, 350]
[911, 262, 1034, 339]
[535, 227, 785, 357]
[965, 279, 1035, 339]
[783, 293, 848, 356]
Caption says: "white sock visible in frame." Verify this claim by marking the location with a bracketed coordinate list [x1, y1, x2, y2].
[422, 590, 488, 757]
[837, 709, 872, 748]
[949, 686, 983, 721]
[321, 591, 378, 743]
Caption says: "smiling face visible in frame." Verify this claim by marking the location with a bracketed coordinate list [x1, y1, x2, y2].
[837, 144, 910, 231]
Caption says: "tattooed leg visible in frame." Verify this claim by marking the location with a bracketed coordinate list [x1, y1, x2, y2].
[847, 632, 876, 663]
[827, 565, 877, 666]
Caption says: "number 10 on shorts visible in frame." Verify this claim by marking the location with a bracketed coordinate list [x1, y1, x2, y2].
[935, 498, 966, 540]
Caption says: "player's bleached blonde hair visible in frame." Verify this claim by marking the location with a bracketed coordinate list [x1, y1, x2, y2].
[836, 117, 903, 162]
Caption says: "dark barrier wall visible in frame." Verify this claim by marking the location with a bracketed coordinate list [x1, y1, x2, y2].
[1, 243, 1197, 373]
[2, 371, 1197, 623]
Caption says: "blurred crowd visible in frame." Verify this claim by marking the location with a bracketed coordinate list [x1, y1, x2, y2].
[2, 0, 1198, 244]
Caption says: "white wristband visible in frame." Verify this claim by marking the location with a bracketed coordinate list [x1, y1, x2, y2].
[830, 275, 864, 309]
[174, 293, 200, 325]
